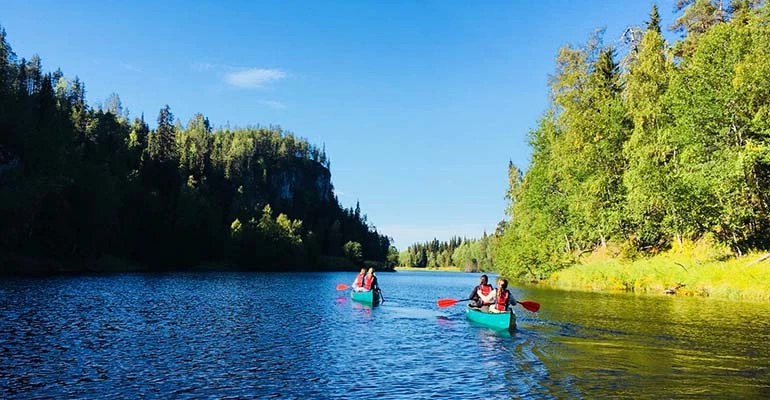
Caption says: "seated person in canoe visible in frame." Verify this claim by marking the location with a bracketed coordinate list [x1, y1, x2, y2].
[352, 267, 367, 292]
[364, 267, 379, 291]
[489, 278, 517, 313]
[468, 274, 495, 311]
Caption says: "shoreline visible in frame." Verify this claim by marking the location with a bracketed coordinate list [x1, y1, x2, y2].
[532, 250, 770, 303]
[0, 253, 395, 276]
[396, 248, 770, 303]
[394, 266, 465, 272]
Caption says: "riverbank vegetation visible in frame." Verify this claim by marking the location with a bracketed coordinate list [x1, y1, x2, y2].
[0, 25, 393, 274]
[394, 265, 462, 272]
[546, 238, 770, 301]
[493, 1, 770, 301]
[396, 2, 770, 302]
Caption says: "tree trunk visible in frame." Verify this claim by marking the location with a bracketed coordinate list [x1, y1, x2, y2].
[746, 253, 770, 267]
[733, 232, 743, 257]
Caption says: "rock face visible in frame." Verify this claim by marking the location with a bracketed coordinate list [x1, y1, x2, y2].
[267, 159, 333, 209]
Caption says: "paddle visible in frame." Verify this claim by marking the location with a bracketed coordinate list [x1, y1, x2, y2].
[517, 300, 540, 313]
[336, 283, 350, 290]
[436, 298, 471, 308]
[436, 297, 541, 312]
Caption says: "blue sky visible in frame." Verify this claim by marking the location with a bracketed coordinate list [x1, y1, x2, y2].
[3, 0, 677, 250]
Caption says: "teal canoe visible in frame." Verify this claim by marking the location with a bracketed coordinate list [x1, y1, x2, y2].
[351, 289, 380, 305]
[466, 307, 516, 332]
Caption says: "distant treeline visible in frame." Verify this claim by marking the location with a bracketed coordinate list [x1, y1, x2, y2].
[0, 25, 394, 273]
[399, 233, 497, 272]
[495, 2, 770, 279]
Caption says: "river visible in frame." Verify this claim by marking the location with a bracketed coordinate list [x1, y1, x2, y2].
[1, 270, 769, 398]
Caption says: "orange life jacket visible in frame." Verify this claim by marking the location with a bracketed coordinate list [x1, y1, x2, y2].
[479, 284, 492, 296]
[364, 275, 375, 290]
[354, 273, 365, 287]
[495, 289, 510, 311]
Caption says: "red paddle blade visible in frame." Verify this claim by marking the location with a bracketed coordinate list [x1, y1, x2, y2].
[437, 298, 460, 308]
[336, 284, 350, 290]
[519, 300, 540, 312]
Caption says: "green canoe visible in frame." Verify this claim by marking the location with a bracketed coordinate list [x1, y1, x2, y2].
[351, 289, 380, 305]
[466, 307, 516, 332]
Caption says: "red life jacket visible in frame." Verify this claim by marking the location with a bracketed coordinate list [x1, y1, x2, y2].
[354, 273, 365, 287]
[364, 275, 375, 290]
[479, 284, 492, 296]
[495, 290, 510, 311]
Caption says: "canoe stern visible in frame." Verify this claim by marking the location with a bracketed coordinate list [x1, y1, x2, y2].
[465, 307, 516, 332]
[351, 289, 379, 305]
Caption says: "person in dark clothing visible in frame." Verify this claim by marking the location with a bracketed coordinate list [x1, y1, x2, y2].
[364, 267, 384, 303]
[468, 274, 494, 310]
[364, 267, 378, 291]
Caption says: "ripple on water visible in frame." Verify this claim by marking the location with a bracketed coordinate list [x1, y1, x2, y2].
[2, 272, 770, 399]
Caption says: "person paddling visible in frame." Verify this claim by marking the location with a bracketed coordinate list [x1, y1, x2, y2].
[364, 267, 383, 303]
[352, 268, 367, 292]
[489, 278, 517, 313]
[364, 267, 378, 291]
[468, 274, 494, 311]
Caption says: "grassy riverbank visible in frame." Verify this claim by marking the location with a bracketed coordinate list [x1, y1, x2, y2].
[395, 266, 464, 272]
[541, 241, 770, 302]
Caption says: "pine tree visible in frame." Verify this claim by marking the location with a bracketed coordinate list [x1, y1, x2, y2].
[0, 26, 17, 148]
[671, 0, 728, 57]
[648, 4, 662, 33]
[156, 105, 176, 163]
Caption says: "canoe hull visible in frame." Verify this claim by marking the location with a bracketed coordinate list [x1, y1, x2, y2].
[466, 308, 516, 332]
[351, 289, 380, 305]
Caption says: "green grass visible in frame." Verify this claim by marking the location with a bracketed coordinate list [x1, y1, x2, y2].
[394, 266, 464, 272]
[543, 241, 770, 302]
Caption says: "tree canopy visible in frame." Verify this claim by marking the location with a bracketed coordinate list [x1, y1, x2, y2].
[0, 25, 391, 273]
[495, 2, 770, 280]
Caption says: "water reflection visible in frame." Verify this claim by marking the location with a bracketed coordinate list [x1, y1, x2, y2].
[351, 301, 374, 319]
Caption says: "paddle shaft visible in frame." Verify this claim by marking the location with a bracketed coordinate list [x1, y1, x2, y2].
[437, 297, 540, 312]
[436, 298, 471, 308]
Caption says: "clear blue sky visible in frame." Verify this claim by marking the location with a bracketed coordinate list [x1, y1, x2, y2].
[3, 0, 677, 250]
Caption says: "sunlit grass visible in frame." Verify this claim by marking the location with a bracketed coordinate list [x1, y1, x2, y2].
[395, 266, 464, 272]
[544, 240, 770, 302]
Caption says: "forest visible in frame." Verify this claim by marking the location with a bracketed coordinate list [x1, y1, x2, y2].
[494, 1, 770, 280]
[395, 1, 770, 285]
[0, 26, 395, 273]
[398, 234, 498, 272]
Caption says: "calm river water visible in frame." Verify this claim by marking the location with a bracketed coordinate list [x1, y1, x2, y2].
[1, 270, 769, 399]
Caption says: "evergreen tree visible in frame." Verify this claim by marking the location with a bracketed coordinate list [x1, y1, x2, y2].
[156, 104, 176, 163]
[671, 0, 728, 57]
[648, 4, 662, 33]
